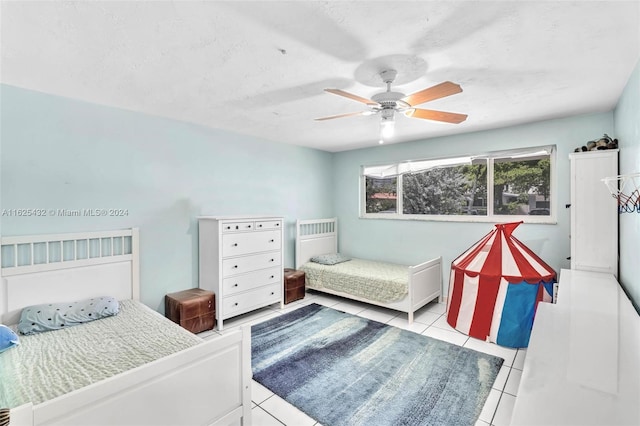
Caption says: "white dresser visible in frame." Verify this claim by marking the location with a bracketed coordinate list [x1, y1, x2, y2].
[198, 216, 284, 330]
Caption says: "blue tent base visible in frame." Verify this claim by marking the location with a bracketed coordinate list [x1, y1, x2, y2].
[495, 280, 555, 348]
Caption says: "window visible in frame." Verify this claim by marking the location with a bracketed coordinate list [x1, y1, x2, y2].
[402, 163, 487, 216]
[361, 146, 555, 222]
[365, 176, 397, 214]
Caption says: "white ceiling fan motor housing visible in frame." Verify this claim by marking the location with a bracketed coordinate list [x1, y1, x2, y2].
[372, 69, 410, 111]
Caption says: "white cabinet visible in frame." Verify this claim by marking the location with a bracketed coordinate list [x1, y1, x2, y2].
[569, 150, 618, 276]
[199, 216, 284, 330]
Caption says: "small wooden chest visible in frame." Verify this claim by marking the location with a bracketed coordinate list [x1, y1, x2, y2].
[284, 268, 305, 304]
[165, 288, 215, 333]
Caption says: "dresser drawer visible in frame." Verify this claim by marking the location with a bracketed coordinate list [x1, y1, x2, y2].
[222, 251, 281, 277]
[223, 267, 281, 295]
[221, 221, 254, 233]
[222, 283, 281, 318]
[222, 230, 281, 257]
[255, 220, 282, 231]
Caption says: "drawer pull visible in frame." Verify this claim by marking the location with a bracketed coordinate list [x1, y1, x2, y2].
[258, 224, 263, 228]
[234, 302, 238, 306]
[269, 259, 274, 262]
[276, 223, 280, 226]
[232, 265, 238, 269]
[271, 292, 275, 295]
[232, 243, 238, 247]
[269, 239, 275, 243]
[233, 283, 239, 287]
[270, 275, 274, 279]
[235, 225, 239, 230]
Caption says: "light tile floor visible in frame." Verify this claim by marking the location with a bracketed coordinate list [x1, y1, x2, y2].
[200, 291, 524, 426]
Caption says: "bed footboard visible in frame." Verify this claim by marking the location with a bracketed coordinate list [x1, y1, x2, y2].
[9, 327, 252, 426]
[407, 256, 442, 323]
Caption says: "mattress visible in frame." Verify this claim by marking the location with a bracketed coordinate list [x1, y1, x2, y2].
[0, 299, 202, 409]
[300, 258, 409, 303]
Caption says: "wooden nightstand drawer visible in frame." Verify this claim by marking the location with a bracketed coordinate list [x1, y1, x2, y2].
[165, 288, 215, 333]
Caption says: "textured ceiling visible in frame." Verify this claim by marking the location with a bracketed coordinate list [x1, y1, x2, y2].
[1, 1, 639, 152]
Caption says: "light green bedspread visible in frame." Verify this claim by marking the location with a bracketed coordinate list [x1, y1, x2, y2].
[300, 258, 409, 303]
[0, 299, 202, 409]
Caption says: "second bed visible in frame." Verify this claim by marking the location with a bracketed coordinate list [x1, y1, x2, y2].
[295, 218, 442, 323]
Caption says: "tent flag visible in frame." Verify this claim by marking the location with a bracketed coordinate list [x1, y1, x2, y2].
[446, 221, 556, 348]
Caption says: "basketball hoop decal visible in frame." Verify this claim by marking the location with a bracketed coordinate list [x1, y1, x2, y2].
[602, 172, 640, 214]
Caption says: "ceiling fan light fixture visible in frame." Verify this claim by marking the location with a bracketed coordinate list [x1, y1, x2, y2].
[380, 117, 395, 139]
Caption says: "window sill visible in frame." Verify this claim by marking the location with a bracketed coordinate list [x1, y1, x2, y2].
[359, 213, 558, 225]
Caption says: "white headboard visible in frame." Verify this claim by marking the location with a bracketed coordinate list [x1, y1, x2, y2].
[0, 228, 140, 325]
[295, 218, 338, 269]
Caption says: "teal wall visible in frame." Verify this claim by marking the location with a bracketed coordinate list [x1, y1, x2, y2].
[2, 62, 638, 314]
[0, 85, 334, 312]
[332, 113, 615, 294]
[614, 58, 640, 310]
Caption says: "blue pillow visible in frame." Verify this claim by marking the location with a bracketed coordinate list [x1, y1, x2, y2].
[310, 253, 352, 265]
[18, 296, 120, 335]
[0, 324, 20, 353]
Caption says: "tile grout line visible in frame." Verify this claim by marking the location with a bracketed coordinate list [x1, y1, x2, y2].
[252, 404, 287, 426]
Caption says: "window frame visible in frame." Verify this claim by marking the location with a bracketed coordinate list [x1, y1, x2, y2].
[360, 145, 557, 224]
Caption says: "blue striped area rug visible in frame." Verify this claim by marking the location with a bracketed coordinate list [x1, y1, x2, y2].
[252, 303, 503, 426]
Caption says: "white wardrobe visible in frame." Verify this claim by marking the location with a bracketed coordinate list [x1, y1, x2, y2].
[198, 216, 284, 330]
[569, 150, 619, 276]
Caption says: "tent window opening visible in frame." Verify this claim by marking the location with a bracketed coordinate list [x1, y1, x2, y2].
[361, 145, 555, 222]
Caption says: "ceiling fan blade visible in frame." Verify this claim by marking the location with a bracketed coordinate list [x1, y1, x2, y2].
[405, 108, 468, 124]
[401, 81, 463, 107]
[315, 111, 371, 121]
[325, 89, 380, 106]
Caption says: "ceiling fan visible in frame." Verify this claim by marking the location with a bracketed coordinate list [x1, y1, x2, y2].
[316, 69, 467, 142]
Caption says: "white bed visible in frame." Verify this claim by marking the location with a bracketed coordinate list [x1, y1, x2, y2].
[0, 228, 251, 426]
[295, 218, 442, 323]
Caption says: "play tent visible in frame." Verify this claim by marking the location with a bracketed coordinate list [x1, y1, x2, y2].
[446, 221, 556, 348]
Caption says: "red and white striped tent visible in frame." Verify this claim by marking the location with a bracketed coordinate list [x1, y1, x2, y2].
[446, 221, 556, 348]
